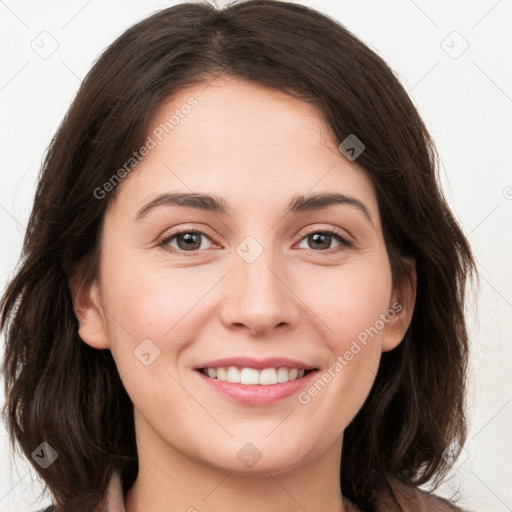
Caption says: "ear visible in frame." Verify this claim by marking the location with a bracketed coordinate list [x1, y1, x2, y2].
[382, 257, 417, 352]
[69, 271, 110, 350]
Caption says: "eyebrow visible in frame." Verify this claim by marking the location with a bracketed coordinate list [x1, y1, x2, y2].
[133, 191, 373, 225]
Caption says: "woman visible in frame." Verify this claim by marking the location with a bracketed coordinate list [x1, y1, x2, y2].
[1, 1, 476, 510]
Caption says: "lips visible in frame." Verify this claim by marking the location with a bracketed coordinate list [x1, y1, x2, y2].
[193, 356, 319, 405]
[195, 366, 319, 404]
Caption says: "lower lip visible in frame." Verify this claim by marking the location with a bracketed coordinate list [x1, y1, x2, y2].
[195, 369, 319, 405]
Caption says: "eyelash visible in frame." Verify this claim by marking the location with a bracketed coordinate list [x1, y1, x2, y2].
[157, 227, 353, 257]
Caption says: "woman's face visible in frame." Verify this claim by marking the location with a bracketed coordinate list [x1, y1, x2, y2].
[76, 76, 414, 475]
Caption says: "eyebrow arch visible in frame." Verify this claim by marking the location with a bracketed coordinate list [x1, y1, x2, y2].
[133, 191, 373, 225]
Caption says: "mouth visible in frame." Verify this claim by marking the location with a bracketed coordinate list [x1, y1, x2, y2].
[193, 361, 320, 405]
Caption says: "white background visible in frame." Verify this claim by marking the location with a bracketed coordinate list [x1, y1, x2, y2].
[1, 0, 511, 510]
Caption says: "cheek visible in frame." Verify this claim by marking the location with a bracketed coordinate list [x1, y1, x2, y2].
[98, 245, 196, 362]
[302, 259, 392, 347]
[101, 238, 212, 329]
[99, 259, 209, 420]
[296, 261, 392, 421]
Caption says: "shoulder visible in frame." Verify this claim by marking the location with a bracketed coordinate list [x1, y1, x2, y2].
[374, 478, 470, 511]
[344, 478, 474, 512]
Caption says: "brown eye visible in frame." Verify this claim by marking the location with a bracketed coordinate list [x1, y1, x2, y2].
[297, 230, 351, 252]
[307, 233, 332, 250]
[178, 232, 202, 250]
[161, 230, 214, 253]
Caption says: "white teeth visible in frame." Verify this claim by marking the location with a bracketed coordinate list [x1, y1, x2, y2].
[202, 366, 310, 384]
[277, 367, 289, 383]
[259, 368, 277, 385]
[226, 366, 241, 383]
[240, 368, 259, 385]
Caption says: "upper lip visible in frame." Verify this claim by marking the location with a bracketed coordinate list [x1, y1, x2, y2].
[196, 357, 318, 371]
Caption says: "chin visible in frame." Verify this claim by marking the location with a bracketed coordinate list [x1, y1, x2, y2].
[195, 438, 311, 476]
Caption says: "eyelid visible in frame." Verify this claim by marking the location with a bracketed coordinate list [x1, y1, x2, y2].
[296, 225, 353, 245]
[157, 224, 219, 254]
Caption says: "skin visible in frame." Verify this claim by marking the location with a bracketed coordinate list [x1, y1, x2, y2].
[72, 75, 416, 512]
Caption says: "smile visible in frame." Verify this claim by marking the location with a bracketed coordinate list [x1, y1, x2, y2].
[195, 366, 319, 405]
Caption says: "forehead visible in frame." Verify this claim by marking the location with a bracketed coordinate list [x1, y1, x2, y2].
[109, 76, 379, 222]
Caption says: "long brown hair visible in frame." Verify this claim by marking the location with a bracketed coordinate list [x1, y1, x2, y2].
[1, 1, 476, 510]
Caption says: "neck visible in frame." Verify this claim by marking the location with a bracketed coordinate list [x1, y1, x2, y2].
[125, 414, 347, 512]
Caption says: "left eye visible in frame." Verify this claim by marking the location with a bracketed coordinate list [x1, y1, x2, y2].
[296, 231, 349, 251]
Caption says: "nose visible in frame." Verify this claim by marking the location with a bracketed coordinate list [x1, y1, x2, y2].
[218, 247, 301, 338]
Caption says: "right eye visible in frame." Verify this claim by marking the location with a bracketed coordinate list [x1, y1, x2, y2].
[158, 229, 216, 256]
